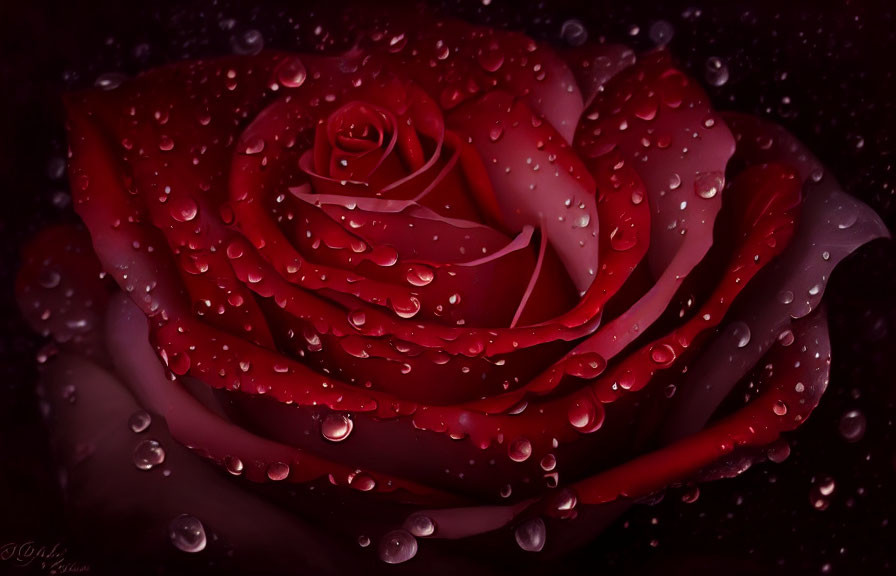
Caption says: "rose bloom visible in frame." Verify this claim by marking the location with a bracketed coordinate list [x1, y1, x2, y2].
[14, 4, 889, 575]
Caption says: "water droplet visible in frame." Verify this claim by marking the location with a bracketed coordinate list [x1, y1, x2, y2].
[488, 125, 505, 142]
[390, 296, 421, 319]
[38, 268, 61, 289]
[809, 475, 836, 510]
[378, 530, 417, 564]
[159, 135, 175, 151]
[731, 322, 751, 348]
[778, 290, 795, 304]
[560, 19, 588, 46]
[404, 513, 435, 537]
[514, 517, 546, 552]
[232, 29, 264, 55]
[169, 514, 207, 553]
[704, 57, 729, 87]
[508, 437, 532, 462]
[567, 392, 604, 433]
[405, 265, 434, 287]
[668, 173, 682, 190]
[349, 472, 376, 491]
[276, 56, 307, 88]
[694, 171, 724, 199]
[321, 413, 353, 442]
[358, 535, 371, 547]
[133, 439, 165, 470]
[540, 453, 557, 472]
[838, 410, 866, 442]
[609, 224, 637, 251]
[224, 455, 244, 475]
[650, 343, 676, 366]
[772, 400, 788, 416]
[681, 486, 701, 504]
[266, 461, 290, 481]
[95, 73, 127, 90]
[478, 47, 505, 73]
[169, 196, 199, 222]
[648, 20, 674, 46]
[129, 410, 151, 433]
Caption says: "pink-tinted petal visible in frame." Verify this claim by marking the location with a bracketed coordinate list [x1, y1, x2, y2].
[449, 91, 599, 292]
[560, 43, 636, 108]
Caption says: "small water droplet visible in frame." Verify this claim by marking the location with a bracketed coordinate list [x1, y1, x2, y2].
[648, 20, 674, 46]
[838, 410, 866, 442]
[38, 268, 61, 289]
[349, 472, 376, 491]
[169, 196, 199, 222]
[232, 29, 264, 55]
[560, 19, 588, 46]
[404, 513, 435, 537]
[508, 438, 533, 462]
[773, 400, 788, 416]
[224, 455, 244, 475]
[358, 535, 371, 547]
[266, 461, 290, 481]
[95, 73, 127, 90]
[405, 265, 434, 287]
[515, 517, 546, 552]
[390, 296, 421, 319]
[133, 439, 165, 470]
[321, 413, 353, 442]
[694, 171, 724, 199]
[650, 343, 676, 366]
[668, 173, 682, 190]
[704, 57, 729, 87]
[378, 530, 417, 564]
[169, 514, 207, 553]
[540, 453, 557, 472]
[129, 410, 151, 433]
[731, 322, 751, 348]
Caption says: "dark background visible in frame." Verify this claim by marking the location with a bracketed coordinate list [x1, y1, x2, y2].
[1, 0, 894, 574]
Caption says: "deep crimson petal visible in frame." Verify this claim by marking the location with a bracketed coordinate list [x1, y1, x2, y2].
[361, 15, 584, 142]
[572, 50, 735, 359]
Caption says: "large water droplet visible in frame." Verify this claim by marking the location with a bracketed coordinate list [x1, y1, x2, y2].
[694, 171, 724, 199]
[390, 296, 421, 319]
[277, 56, 307, 88]
[838, 410, 866, 442]
[649, 343, 676, 366]
[508, 437, 533, 462]
[514, 517, 546, 552]
[321, 413, 354, 442]
[404, 513, 435, 537]
[169, 514, 207, 553]
[169, 196, 199, 222]
[378, 530, 417, 564]
[133, 439, 165, 470]
[129, 410, 151, 433]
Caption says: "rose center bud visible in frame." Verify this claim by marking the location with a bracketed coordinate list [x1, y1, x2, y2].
[323, 102, 396, 184]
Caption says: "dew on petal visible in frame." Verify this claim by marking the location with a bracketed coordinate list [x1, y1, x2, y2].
[169, 514, 207, 553]
[694, 171, 724, 199]
[128, 410, 151, 433]
[567, 392, 604, 433]
[266, 461, 290, 481]
[277, 56, 307, 88]
[404, 513, 435, 537]
[133, 439, 165, 470]
[224, 455, 244, 476]
[515, 517, 546, 552]
[508, 437, 533, 462]
[321, 413, 354, 442]
[730, 321, 751, 348]
[378, 530, 417, 564]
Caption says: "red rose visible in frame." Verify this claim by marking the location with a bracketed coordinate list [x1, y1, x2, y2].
[16, 5, 888, 574]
